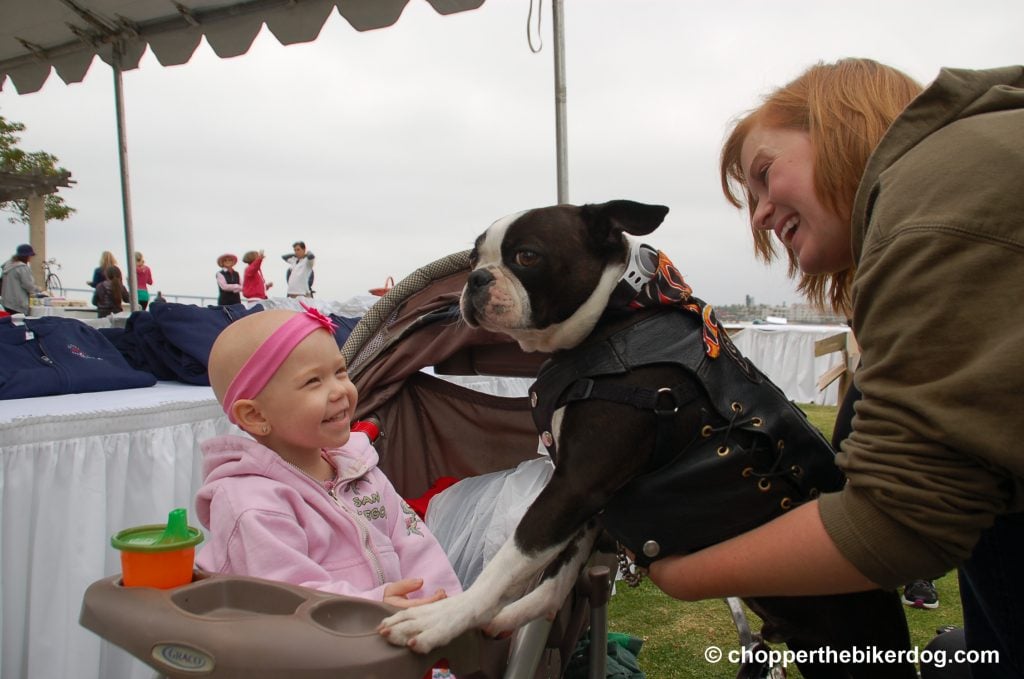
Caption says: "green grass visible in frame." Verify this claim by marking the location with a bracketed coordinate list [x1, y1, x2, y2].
[605, 404, 963, 678]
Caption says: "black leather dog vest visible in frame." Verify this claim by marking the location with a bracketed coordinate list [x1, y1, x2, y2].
[529, 309, 846, 567]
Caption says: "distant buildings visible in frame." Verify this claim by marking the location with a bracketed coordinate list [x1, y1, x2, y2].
[715, 300, 848, 326]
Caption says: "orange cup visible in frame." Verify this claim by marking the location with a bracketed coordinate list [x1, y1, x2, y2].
[112, 509, 204, 589]
[118, 545, 197, 589]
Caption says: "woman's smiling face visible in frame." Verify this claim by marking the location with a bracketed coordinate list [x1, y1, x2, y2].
[740, 124, 852, 276]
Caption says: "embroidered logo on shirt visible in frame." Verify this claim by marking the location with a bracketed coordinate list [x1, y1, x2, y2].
[67, 344, 103, 360]
[402, 502, 424, 537]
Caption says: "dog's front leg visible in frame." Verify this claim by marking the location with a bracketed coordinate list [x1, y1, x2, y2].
[485, 522, 600, 636]
[378, 529, 570, 653]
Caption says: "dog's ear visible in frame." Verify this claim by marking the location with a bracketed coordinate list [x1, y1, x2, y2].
[580, 200, 669, 248]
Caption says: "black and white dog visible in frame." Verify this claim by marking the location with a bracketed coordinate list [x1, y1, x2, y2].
[379, 200, 914, 678]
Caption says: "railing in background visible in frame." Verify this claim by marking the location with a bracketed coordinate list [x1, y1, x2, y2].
[62, 287, 219, 307]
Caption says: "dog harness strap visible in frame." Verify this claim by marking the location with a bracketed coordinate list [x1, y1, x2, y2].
[562, 379, 700, 412]
[562, 378, 702, 467]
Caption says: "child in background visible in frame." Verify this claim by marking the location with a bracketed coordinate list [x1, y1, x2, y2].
[92, 265, 129, 317]
[197, 305, 461, 608]
[135, 251, 154, 310]
[241, 250, 273, 301]
[215, 253, 243, 306]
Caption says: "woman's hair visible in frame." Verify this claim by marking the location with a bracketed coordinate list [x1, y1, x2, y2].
[719, 58, 922, 313]
[135, 251, 144, 263]
[106, 266, 126, 311]
[242, 250, 259, 264]
[99, 250, 118, 270]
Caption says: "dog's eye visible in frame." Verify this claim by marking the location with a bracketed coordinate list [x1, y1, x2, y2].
[514, 250, 539, 267]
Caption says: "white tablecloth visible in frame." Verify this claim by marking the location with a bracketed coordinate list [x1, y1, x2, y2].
[728, 324, 853, 406]
[0, 382, 237, 679]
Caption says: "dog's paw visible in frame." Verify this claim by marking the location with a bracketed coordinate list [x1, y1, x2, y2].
[378, 597, 471, 654]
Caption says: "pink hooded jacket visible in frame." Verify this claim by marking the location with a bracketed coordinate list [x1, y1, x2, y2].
[194, 432, 462, 602]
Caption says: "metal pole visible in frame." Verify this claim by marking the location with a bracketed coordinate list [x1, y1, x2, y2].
[552, 0, 568, 204]
[112, 43, 139, 312]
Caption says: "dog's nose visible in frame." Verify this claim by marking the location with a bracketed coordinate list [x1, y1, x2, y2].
[467, 268, 495, 292]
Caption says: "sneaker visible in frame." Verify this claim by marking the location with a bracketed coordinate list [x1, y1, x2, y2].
[902, 579, 939, 609]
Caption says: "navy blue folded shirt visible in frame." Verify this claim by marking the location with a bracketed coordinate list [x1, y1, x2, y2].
[0, 316, 156, 399]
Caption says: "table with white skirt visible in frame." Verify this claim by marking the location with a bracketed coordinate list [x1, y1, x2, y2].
[727, 323, 853, 406]
[0, 382, 236, 679]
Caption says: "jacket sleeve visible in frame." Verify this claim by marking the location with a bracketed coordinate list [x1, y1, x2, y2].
[16, 266, 42, 295]
[200, 491, 390, 601]
[375, 468, 464, 596]
[821, 115, 1024, 587]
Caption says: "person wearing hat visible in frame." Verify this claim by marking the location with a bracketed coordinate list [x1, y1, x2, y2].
[215, 253, 243, 306]
[1, 244, 47, 316]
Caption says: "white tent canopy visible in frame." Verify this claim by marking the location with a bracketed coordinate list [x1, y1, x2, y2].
[0, 0, 484, 94]
[1, 0, 489, 311]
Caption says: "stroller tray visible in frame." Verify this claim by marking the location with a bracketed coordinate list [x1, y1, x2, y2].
[80, 571, 483, 678]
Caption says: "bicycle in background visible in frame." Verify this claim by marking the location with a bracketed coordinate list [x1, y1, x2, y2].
[43, 257, 64, 296]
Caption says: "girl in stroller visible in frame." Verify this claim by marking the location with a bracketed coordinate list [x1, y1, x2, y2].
[196, 304, 461, 607]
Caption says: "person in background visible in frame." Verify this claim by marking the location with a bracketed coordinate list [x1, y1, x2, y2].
[1, 243, 47, 315]
[215, 253, 243, 306]
[87, 251, 119, 289]
[92, 265, 129, 318]
[282, 241, 315, 298]
[134, 251, 154, 310]
[198, 305, 461, 608]
[242, 250, 273, 301]
[648, 60, 1024, 678]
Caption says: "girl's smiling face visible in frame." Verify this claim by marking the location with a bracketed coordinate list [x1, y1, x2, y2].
[740, 124, 852, 275]
[254, 329, 357, 462]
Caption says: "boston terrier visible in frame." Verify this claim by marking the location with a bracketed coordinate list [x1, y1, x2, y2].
[379, 200, 915, 679]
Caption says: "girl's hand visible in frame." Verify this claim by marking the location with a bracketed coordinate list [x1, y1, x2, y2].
[383, 578, 448, 609]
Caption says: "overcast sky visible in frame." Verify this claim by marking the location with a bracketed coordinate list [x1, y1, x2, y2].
[2, 0, 1021, 306]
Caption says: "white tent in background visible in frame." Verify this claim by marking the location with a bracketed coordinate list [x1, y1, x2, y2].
[0, 0, 487, 308]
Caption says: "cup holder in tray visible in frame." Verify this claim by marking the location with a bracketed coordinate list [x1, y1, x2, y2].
[309, 597, 390, 634]
[171, 577, 305, 618]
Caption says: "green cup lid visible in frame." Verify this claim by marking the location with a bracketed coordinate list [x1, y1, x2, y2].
[111, 508, 204, 553]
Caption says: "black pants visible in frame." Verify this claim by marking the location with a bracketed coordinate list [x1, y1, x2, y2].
[959, 512, 1024, 678]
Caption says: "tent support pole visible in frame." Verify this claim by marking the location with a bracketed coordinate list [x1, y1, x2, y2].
[552, 0, 568, 204]
[112, 43, 139, 311]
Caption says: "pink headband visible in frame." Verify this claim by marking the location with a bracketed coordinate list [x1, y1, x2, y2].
[222, 303, 339, 424]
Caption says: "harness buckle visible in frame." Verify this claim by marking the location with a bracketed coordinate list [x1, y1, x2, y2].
[654, 387, 679, 415]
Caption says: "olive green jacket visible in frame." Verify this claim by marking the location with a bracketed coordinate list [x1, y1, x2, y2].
[819, 66, 1024, 587]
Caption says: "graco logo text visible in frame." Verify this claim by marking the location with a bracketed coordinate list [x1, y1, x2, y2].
[152, 643, 214, 673]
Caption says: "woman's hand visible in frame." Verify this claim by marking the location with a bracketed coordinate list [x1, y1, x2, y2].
[383, 578, 448, 609]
